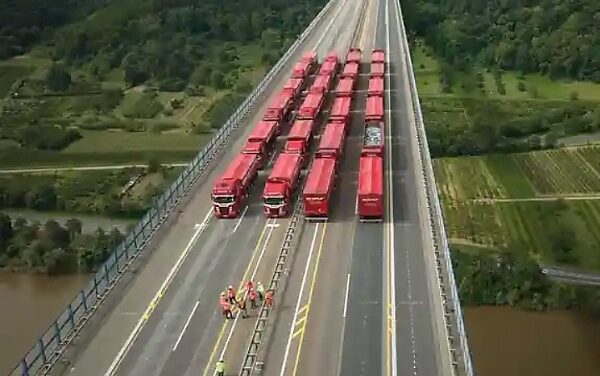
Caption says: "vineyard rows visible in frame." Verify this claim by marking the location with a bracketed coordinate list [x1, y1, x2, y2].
[514, 146, 600, 195]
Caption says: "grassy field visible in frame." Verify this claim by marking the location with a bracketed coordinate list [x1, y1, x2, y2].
[411, 41, 600, 102]
[64, 130, 208, 154]
[435, 145, 600, 269]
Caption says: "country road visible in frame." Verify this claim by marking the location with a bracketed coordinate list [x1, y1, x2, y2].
[0, 163, 189, 174]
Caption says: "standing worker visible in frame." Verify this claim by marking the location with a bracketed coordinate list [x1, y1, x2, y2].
[215, 359, 225, 376]
[238, 298, 248, 319]
[265, 289, 275, 308]
[248, 288, 258, 309]
[256, 282, 265, 301]
[245, 280, 254, 294]
[227, 285, 238, 305]
[221, 299, 233, 319]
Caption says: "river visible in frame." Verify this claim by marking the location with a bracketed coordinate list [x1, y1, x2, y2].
[465, 306, 600, 376]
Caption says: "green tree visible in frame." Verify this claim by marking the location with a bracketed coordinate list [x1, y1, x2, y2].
[0, 213, 13, 252]
[45, 63, 72, 91]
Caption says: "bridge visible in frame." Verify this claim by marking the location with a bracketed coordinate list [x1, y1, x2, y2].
[9, 0, 473, 375]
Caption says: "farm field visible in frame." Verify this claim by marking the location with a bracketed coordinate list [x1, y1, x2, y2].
[434, 146, 600, 201]
[442, 199, 600, 270]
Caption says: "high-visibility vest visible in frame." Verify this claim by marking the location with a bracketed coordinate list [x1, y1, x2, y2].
[256, 284, 265, 294]
[216, 361, 225, 372]
[249, 290, 257, 300]
[227, 289, 236, 298]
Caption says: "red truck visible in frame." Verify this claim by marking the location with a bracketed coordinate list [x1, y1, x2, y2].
[284, 119, 315, 162]
[243, 120, 278, 169]
[212, 153, 260, 218]
[263, 89, 294, 122]
[309, 74, 332, 94]
[357, 155, 384, 222]
[365, 95, 384, 122]
[370, 62, 385, 78]
[302, 157, 336, 220]
[301, 51, 317, 65]
[341, 62, 359, 80]
[283, 78, 304, 100]
[298, 92, 325, 120]
[368, 76, 384, 96]
[362, 119, 384, 158]
[316, 122, 346, 168]
[346, 47, 362, 63]
[329, 96, 352, 129]
[372, 49, 385, 64]
[263, 152, 303, 218]
[296, 51, 317, 77]
[318, 60, 338, 77]
[335, 77, 355, 97]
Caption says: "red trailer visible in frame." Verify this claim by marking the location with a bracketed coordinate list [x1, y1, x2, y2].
[263, 90, 294, 122]
[362, 120, 384, 158]
[292, 60, 311, 79]
[329, 96, 352, 129]
[372, 49, 385, 64]
[309, 74, 332, 94]
[318, 60, 338, 77]
[346, 47, 362, 63]
[365, 95, 384, 122]
[243, 120, 278, 169]
[316, 122, 346, 167]
[301, 51, 317, 65]
[357, 155, 384, 222]
[212, 153, 260, 218]
[263, 152, 303, 218]
[284, 119, 315, 157]
[298, 92, 325, 120]
[324, 52, 339, 64]
[341, 62, 359, 80]
[283, 78, 303, 99]
[368, 76, 384, 96]
[303, 157, 336, 220]
[370, 62, 385, 77]
[335, 78, 355, 97]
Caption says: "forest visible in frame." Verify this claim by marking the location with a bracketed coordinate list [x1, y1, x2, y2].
[404, 0, 600, 81]
[0, 212, 126, 274]
[452, 249, 600, 316]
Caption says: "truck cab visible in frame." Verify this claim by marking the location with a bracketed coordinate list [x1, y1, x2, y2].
[212, 178, 242, 218]
[263, 153, 302, 218]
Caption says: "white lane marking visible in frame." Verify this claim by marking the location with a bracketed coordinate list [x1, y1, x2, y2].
[391, 0, 418, 373]
[384, 0, 398, 375]
[214, 218, 277, 374]
[315, 0, 348, 49]
[343, 273, 351, 318]
[267, 223, 281, 228]
[105, 207, 213, 376]
[232, 206, 249, 233]
[172, 301, 200, 351]
[279, 223, 321, 376]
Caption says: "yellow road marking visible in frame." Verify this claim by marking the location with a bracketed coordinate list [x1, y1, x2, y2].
[291, 223, 328, 376]
[201, 219, 272, 376]
[292, 327, 304, 339]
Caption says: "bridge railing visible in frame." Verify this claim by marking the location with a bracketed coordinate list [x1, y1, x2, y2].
[395, 2, 474, 376]
[7, 1, 336, 375]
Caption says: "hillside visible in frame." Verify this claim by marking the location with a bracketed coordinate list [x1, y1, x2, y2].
[0, 0, 326, 168]
[405, 0, 600, 81]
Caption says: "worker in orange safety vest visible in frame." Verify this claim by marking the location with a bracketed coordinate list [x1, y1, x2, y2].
[219, 292, 233, 319]
[227, 285, 237, 304]
[265, 289, 274, 308]
[245, 280, 254, 294]
[248, 289, 258, 309]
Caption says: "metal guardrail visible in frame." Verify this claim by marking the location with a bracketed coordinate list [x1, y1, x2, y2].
[8, 1, 335, 375]
[394, 2, 474, 376]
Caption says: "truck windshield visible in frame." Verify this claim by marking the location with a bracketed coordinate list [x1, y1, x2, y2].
[213, 195, 234, 204]
[264, 196, 284, 206]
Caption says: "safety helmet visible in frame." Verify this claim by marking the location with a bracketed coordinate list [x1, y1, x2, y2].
[220, 292, 225, 297]
[228, 285, 233, 289]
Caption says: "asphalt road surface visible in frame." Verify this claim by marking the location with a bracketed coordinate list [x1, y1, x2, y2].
[51, 0, 450, 375]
